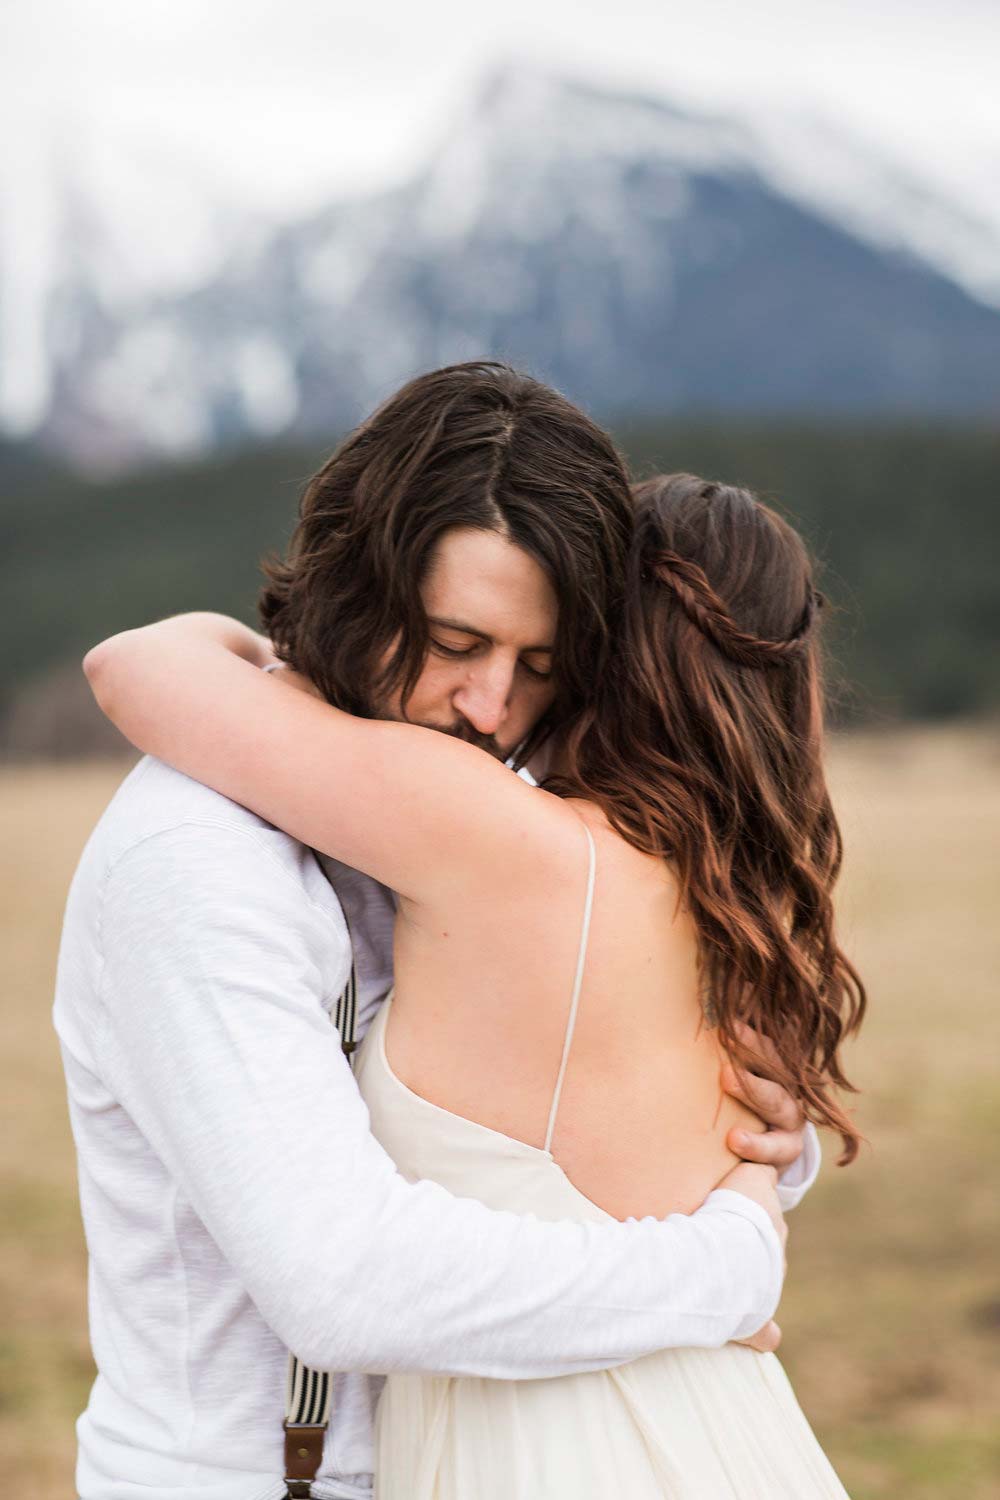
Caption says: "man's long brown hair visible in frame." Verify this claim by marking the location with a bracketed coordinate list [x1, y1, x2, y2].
[552, 474, 866, 1162]
[260, 361, 633, 762]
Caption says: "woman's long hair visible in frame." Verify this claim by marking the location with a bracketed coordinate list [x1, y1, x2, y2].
[552, 474, 866, 1162]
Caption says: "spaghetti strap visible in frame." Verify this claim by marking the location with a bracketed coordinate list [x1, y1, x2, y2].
[543, 823, 597, 1154]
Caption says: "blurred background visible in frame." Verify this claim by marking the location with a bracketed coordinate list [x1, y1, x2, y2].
[1, 1, 997, 1494]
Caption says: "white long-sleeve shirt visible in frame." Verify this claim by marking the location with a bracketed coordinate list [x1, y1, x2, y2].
[55, 756, 805, 1500]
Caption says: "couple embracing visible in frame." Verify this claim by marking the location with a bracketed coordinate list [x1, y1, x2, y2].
[58, 361, 864, 1499]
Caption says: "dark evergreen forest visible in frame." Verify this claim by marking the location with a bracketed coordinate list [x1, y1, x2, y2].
[3, 418, 997, 754]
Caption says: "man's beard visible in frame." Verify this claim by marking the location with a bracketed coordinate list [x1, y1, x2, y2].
[377, 709, 507, 761]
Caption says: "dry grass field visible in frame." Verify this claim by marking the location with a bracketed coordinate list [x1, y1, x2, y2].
[1, 728, 998, 1496]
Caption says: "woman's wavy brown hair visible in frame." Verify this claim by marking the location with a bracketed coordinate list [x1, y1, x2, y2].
[552, 473, 866, 1162]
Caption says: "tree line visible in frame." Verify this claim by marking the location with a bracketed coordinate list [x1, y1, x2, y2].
[2, 417, 997, 756]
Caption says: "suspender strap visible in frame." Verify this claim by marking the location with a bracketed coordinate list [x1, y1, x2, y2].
[335, 954, 358, 1061]
[282, 948, 358, 1498]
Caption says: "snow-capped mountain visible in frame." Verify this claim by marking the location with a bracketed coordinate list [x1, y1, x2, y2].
[0, 125, 265, 461]
[5, 69, 1000, 468]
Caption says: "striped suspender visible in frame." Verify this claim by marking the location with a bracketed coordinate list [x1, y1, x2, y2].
[282, 954, 358, 1499]
[333, 955, 359, 1066]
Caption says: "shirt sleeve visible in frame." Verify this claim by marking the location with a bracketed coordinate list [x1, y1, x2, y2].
[777, 1123, 821, 1212]
[95, 823, 783, 1379]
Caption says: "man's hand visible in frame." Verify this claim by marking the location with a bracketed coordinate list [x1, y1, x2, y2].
[737, 1319, 782, 1354]
[722, 1021, 806, 1173]
[717, 1159, 787, 1356]
[717, 1161, 786, 1254]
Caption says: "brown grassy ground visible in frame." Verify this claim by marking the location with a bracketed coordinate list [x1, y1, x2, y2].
[1, 729, 998, 1496]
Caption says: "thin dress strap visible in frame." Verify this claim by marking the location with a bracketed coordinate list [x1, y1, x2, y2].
[543, 824, 597, 1155]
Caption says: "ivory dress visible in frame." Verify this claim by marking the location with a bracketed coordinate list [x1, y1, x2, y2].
[353, 829, 849, 1499]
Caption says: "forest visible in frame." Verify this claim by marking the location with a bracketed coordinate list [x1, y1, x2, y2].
[3, 416, 998, 755]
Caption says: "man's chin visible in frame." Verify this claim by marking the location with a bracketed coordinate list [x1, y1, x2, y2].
[412, 720, 512, 761]
[376, 710, 509, 761]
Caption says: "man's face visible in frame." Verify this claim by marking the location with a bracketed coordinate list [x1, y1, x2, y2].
[375, 526, 559, 759]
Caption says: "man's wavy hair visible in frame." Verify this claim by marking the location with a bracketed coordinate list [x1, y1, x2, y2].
[259, 362, 633, 763]
[551, 473, 866, 1162]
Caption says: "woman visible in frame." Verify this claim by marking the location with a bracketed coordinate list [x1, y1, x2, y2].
[86, 472, 864, 1498]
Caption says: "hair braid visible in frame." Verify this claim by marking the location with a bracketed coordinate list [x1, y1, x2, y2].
[652, 550, 820, 668]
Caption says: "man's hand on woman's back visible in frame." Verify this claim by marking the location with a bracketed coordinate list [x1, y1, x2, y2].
[718, 1158, 787, 1355]
[721, 1021, 808, 1173]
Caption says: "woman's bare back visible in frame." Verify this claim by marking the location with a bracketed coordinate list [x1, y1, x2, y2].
[385, 798, 762, 1222]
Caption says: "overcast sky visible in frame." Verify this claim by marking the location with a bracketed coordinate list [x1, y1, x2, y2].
[3, 0, 998, 221]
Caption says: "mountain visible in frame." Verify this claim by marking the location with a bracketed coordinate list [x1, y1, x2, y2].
[5, 69, 1000, 469]
[0, 126, 264, 464]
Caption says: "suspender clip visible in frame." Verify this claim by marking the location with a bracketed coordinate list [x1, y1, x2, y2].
[283, 1418, 327, 1498]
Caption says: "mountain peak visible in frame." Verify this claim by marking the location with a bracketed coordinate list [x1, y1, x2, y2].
[472, 61, 569, 118]
[3, 65, 998, 465]
[460, 62, 733, 164]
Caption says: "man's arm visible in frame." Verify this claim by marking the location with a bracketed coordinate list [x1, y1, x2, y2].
[95, 822, 783, 1380]
[774, 1125, 820, 1212]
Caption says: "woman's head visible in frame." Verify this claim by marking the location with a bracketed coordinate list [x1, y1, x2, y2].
[555, 472, 865, 1161]
[628, 474, 826, 773]
[259, 361, 633, 762]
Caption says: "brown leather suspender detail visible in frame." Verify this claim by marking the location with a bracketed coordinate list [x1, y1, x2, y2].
[282, 1422, 328, 1497]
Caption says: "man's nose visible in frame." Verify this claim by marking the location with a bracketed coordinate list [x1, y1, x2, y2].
[453, 659, 514, 736]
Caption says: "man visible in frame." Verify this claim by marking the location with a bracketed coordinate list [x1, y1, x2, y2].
[59, 363, 816, 1500]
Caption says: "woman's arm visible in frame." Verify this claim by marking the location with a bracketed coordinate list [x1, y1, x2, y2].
[89, 612, 278, 672]
[84, 614, 564, 901]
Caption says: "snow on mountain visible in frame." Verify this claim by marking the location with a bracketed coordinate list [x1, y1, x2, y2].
[746, 105, 1000, 311]
[0, 123, 264, 444]
[3, 68, 999, 468]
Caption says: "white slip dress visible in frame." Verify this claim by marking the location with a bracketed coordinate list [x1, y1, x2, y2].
[353, 827, 850, 1499]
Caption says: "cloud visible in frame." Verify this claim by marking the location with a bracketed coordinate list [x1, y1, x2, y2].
[1, 0, 997, 218]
